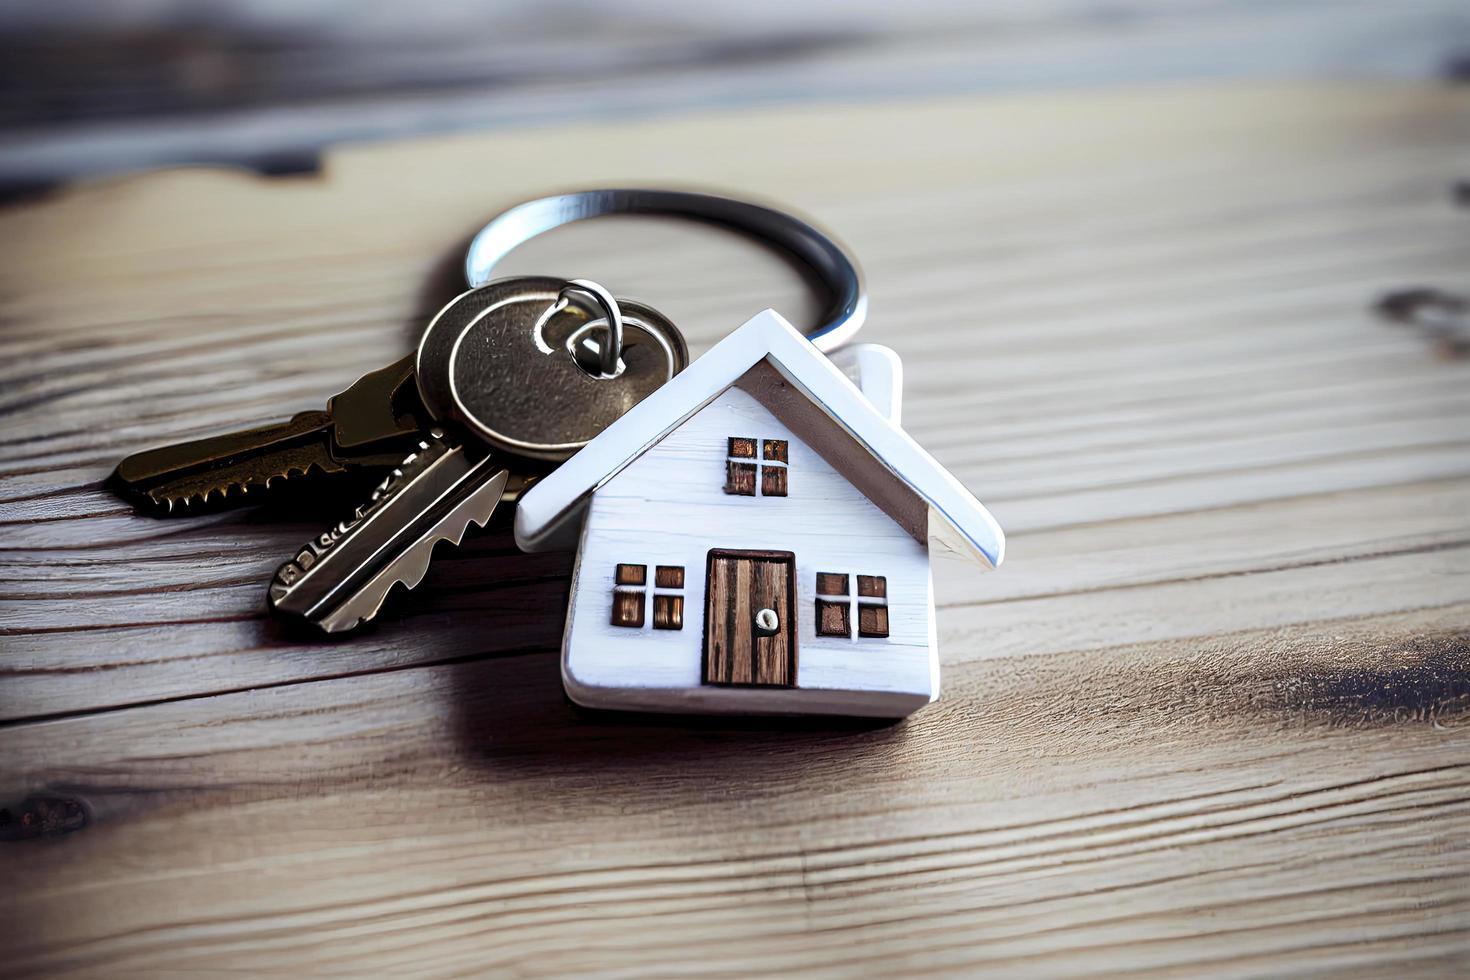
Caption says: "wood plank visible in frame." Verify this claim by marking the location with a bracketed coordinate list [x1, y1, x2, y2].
[2, 607, 1466, 975]
[3, 83, 1468, 721]
[703, 552, 797, 687]
[1, 83, 1468, 973]
[751, 553, 795, 686]
[0, 84, 1464, 719]
[3, 1, 1465, 189]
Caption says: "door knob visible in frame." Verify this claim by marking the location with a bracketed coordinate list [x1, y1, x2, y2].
[754, 608, 779, 635]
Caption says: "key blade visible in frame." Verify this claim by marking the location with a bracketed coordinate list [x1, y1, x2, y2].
[137, 442, 347, 513]
[110, 412, 344, 513]
[268, 437, 510, 633]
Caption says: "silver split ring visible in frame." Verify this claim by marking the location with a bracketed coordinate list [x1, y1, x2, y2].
[558, 279, 624, 377]
[464, 188, 867, 352]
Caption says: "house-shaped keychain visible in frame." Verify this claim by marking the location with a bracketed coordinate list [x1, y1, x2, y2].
[515, 310, 1005, 718]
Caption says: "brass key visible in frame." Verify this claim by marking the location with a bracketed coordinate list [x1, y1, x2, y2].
[106, 283, 528, 514]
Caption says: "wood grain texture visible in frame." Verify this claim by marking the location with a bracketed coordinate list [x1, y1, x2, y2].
[761, 462, 789, 497]
[610, 590, 644, 629]
[2, 82, 1469, 975]
[726, 459, 758, 495]
[652, 593, 683, 631]
[817, 597, 851, 637]
[817, 572, 850, 596]
[858, 603, 890, 640]
[704, 551, 797, 688]
[3, 1, 1467, 190]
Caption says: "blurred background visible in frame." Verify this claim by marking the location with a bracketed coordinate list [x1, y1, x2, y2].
[2, 0, 1468, 199]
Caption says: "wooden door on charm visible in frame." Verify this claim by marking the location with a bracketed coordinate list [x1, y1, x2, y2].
[702, 550, 797, 687]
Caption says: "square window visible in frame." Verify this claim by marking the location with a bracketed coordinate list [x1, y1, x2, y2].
[858, 603, 889, 638]
[611, 591, 645, 628]
[725, 461, 757, 496]
[856, 575, 886, 598]
[616, 563, 646, 586]
[816, 572, 849, 596]
[653, 594, 684, 630]
[655, 565, 684, 589]
[761, 466, 788, 497]
[724, 436, 792, 497]
[816, 598, 850, 637]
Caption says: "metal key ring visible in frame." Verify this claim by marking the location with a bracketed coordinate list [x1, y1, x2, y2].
[557, 279, 624, 377]
[464, 188, 867, 352]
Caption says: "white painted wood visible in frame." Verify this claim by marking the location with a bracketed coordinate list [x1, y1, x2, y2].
[515, 310, 1005, 568]
[527, 314, 998, 716]
[562, 383, 936, 718]
[828, 343, 903, 425]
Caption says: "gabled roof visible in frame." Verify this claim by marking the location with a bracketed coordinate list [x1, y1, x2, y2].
[514, 310, 1005, 568]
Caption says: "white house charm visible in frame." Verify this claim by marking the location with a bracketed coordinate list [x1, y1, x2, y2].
[514, 311, 1005, 719]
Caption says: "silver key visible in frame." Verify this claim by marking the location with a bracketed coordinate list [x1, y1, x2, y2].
[267, 276, 687, 632]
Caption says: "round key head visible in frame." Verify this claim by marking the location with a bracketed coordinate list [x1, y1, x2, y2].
[417, 276, 688, 462]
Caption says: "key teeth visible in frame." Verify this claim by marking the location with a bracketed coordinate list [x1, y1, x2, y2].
[144, 459, 332, 513]
[314, 474, 505, 633]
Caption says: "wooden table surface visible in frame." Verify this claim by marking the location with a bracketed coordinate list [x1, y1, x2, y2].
[4, 0, 1466, 192]
[3, 82, 1469, 976]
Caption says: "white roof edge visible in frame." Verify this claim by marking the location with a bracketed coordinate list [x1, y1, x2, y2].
[514, 310, 1005, 568]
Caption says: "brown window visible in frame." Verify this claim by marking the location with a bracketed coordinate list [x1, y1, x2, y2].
[655, 564, 687, 630]
[724, 436, 789, 496]
[613, 563, 685, 629]
[857, 574, 889, 638]
[815, 572, 889, 639]
[815, 571, 850, 637]
[762, 439, 789, 497]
